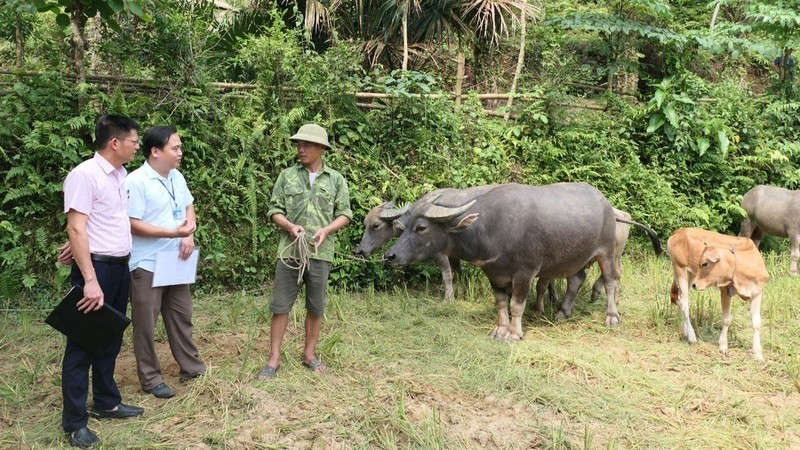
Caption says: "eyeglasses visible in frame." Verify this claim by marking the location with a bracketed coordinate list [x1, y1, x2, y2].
[116, 137, 141, 146]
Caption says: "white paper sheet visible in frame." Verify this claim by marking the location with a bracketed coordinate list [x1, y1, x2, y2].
[152, 248, 200, 287]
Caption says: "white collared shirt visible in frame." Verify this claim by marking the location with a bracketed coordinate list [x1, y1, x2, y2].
[126, 161, 194, 272]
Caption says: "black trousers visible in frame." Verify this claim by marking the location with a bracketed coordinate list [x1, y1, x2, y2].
[62, 260, 130, 432]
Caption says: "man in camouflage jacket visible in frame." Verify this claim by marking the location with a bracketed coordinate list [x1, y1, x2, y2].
[258, 124, 352, 379]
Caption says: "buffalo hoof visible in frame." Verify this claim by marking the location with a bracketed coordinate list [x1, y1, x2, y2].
[554, 311, 568, 322]
[605, 315, 619, 327]
[489, 326, 522, 342]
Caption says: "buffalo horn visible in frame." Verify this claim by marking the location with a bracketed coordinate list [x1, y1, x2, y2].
[379, 203, 409, 220]
[424, 200, 477, 222]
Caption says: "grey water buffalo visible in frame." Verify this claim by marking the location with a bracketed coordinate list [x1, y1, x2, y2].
[384, 182, 637, 341]
[535, 208, 663, 319]
[668, 228, 769, 360]
[353, 185, 503, 300]
[739, 184, 800, 274]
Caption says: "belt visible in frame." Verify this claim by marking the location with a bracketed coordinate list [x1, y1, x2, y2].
[90, 253, 131, 265]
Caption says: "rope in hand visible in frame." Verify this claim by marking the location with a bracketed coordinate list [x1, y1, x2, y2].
[278, 231, 391, 276]
[277, 231, 318, 285]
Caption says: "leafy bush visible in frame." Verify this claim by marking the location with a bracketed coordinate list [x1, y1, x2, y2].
[2, 2, 799, 305]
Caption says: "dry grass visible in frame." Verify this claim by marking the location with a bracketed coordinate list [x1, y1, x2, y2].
[2, 251, 800, 448]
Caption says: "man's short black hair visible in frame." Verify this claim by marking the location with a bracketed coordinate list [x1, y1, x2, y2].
[95, 114, 139, 149]
[141, 126, 178, 159]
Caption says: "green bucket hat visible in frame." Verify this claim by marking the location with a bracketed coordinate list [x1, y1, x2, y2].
[290, 124, 331, 148]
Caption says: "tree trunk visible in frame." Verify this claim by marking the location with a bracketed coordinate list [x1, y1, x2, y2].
[15, 14, 24, 71]
[606, 35, 617, 94]
[505, 11, 526, 120]
[402, 3, 408, 71]
[70, 2, 87, 85]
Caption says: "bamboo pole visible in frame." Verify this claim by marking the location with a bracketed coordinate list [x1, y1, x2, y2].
[455, 52, 465, 107]
[506, 9, 526, 120]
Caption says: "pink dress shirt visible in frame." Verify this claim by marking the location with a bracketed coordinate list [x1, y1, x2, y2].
[63, 152, 132, 256]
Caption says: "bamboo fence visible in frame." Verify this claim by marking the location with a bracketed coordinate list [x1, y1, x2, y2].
[0, 69, 638, 116]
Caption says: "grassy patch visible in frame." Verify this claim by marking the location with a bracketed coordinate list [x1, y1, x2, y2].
[2, 252, 800, 448]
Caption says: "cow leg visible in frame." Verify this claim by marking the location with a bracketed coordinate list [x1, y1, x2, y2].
[533, 278, 549, 315]
[673, 274, 696, 344]
[750, 293, 764, 361]
[718, 288, 732, 358]
[750, 227, 764, 248]
[590, 276, 603, 303]
[597, 256, 620, 327]
[790, 234, 800, 276]
[591, 252, 621, 303]
[555, 270, 586, 321]
[489, 283, 512, 341]
[434, 253, 455, 300]
[738, 218, 755, 239]
[547, 281, 560, 306]
[508, 274, 534, 340]
[449, 257, 462, 276]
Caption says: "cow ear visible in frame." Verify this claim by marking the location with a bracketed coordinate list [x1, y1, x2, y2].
[707, 252, 720, 263]
[448, 213, 479, 232]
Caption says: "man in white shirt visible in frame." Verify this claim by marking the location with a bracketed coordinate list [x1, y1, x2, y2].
[126, 126, 206, 398]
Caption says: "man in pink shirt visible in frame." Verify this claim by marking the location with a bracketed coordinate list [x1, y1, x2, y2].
[61, 114, 145, 448]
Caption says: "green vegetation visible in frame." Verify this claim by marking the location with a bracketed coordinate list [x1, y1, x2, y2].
[0, 2, 798, 309]
[2, 2, 800, 447]
[2, 254, 799, 447]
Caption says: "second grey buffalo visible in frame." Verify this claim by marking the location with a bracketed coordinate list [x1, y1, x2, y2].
[384, 182, 637, 341]
[739, 184, 800, 275]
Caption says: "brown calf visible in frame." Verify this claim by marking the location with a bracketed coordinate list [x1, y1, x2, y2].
[667, 228, 769, 361]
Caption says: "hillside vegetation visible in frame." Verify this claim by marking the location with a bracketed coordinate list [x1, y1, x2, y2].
[0, 0, 798, 302]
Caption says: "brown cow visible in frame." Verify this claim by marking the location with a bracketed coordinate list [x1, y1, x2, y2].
[667, 228, 769, 361]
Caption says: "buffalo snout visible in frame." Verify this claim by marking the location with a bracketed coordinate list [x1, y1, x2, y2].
[383, 251, 402, 267]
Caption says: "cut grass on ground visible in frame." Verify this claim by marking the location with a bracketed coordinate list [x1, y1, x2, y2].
[2, 252, 800, 448]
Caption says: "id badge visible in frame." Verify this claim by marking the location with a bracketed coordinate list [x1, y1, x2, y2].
[173, 207, 184, 221]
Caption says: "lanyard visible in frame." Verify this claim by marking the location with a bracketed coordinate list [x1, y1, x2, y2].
[158, 178, 177, 208]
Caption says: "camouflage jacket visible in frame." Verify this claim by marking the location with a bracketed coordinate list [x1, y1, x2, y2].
[267, 163, 352, 262]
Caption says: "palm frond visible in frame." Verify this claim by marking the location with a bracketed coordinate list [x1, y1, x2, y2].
[461, 0, 543, 45]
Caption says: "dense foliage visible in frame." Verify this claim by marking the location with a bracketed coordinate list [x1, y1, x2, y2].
[0, 0, 798, 306]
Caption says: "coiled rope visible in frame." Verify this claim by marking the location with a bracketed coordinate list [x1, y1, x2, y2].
[278, 231, 391, 281]
[277, 232, 318, 285]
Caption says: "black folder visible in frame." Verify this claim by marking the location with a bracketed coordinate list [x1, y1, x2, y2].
[45, 285, 132, 357]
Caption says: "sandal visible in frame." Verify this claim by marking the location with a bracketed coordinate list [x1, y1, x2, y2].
[302, 358, 327, 373]
[256, 365, 280, 380]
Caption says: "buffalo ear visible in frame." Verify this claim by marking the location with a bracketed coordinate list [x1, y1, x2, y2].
[393, 220, 406, 231]
[448, 213, 480, 232]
